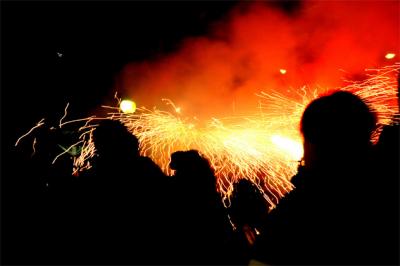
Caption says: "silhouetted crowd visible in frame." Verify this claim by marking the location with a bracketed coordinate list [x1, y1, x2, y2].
[4, 90, 399, 265]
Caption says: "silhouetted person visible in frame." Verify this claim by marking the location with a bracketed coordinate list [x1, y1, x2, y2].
[167, 150, 233, 265]
[252, 91, 390, 265]
[372, 122, 400, 265]
[229, 179, 270, 264]
[371, 70, 400, 264]
[75, 119, 167, 264]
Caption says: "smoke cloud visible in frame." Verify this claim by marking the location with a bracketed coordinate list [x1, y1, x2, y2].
[119, 1, 399, 119]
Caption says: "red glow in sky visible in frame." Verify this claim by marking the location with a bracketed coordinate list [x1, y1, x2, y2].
[119, 1, 399, 119]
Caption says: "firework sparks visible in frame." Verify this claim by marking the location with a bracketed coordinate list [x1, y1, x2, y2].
[59, 102, 70, 128]
[31, 137, 37, 157]
[342, 63, 400, 141]
[15, 118, 45, 147]
[52, 140, 84, 164]
[16, 64, 400, 208]
[118, 109, 298, 207]
[72, 64, 398, 208]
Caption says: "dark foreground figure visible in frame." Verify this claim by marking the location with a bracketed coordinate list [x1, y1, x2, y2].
[252, 91, 399, 265]
[72, 119, 169, 264]
[167, 150, 235, 265]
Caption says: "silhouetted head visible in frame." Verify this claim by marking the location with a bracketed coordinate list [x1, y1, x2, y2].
[92, 119, 139, 158]
[234, 179, 259, 198]
[230, 179, 268, 228]
[170, 150, 213, 173]
[300, 91, 376, 168]
[169, 150, 216, 187]
[170, 150, 200, 171]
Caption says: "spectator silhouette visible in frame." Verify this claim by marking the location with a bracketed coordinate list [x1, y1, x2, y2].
[251, 91, 387, 265]
[372, 122, 400, 265]
[75, 119, 167, 264]
[229, 179, 270, 264]
[372, 71, 400, 264]
[167, 150, 233, 264]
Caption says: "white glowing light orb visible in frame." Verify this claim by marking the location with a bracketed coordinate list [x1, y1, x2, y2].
[280, 69, 287, 74]
[120, 99, 137, 114]
[385, 53, 396, 59]
[271, 135, 303, 161]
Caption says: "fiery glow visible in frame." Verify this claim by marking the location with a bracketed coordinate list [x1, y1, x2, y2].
[97, 108, 298, 207]
[341, 64, 400, 141]
[385, 53, 396, 59]
[280, 69, 287, 75]
[120, 99, 136, 114]
[120, 1, 399, 119]
[72, 63, 400, 208]
[15, 64, 400, 209]
[271, 135, 303, 161]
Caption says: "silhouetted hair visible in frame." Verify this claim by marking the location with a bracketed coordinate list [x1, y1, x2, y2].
[301, 91, 376, 148]
[230, 179, 268, 228]
[170, 150, 213, 173]
[92, 119, 139, 156]
[169, 150, 216, 190]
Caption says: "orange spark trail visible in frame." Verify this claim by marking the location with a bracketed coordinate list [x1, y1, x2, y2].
[15, 118, 45, 147]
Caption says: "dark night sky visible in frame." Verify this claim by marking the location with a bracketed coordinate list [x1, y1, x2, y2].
[1, 0, 299, 163]
[2, 1, 240, 137]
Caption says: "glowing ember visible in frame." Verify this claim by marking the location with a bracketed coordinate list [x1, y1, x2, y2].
[385, 53, 396, 59]
[280, 69, 287, 75]
[120, 99, 136, 114]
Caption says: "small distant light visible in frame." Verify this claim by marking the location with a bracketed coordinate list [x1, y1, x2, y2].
[385, 53, 396, 59]
[280, 69, 287, 74]
[175, 107, 181, 113]
[120, 99, 137, 114]
[57, 52, 63, 58]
